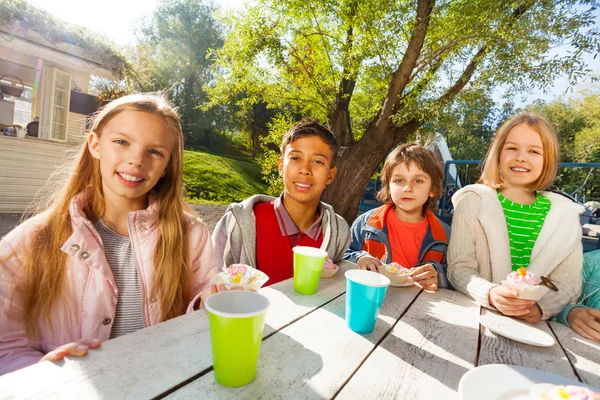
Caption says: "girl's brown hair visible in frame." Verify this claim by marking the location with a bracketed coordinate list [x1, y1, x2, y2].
[17, 93, 194, 338]
[377, 143, 444, 212]
[478, 113, 559, 190]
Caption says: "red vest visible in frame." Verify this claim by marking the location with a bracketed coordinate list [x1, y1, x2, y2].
[254, 202, 323, 286]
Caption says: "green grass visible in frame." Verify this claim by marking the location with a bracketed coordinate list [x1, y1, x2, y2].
[183, 150, 268, 204]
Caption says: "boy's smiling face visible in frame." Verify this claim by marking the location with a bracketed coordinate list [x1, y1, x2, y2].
[278, 136, 337, 207]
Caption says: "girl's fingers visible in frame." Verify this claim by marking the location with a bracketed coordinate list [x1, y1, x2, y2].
[494, 287, 520, 298]
[587, 308, 600, 319]
[581, 317, 600, 339]
[503, 309, 531, 317]
[39, 339, 101, 363]
[368, 263, 379, 272]
[217, 284, 227, 292]
[497, 296, 536, 307]
[40, 349, 68, 362]
[573, 324, 595, 341]
[78, 338, 101, 348]
[501, 304, 533, 312]
[575, 322, 600, 342]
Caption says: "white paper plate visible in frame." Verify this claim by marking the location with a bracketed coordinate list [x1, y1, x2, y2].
[389, 278, 415, 287]
[459, 364, 599, 400]
[479, 313, 555, 347]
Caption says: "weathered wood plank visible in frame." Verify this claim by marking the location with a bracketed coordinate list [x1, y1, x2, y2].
[166, 285, 422, 399]
[0, 261, 355, 400]
[336, 289, 480, 400]
[549, 320, 600, 388]
[478, 309, 577, 380]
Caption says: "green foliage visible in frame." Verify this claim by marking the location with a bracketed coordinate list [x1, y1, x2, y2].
[0, 0, 128, 76]
[90, 76, 132, 106]
[127, 0, 224, 149]
[209, 0, 599, 210]
[526, 89, 600, 200]
[257, 113, 297, 196]
[183, 150, 268, 204]
[211, 0, 599, 135]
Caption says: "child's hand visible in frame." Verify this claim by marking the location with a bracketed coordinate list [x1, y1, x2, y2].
[356, 256, 382, 272]
[410, 264, 438, 292]
[514, 303, 542, 324]
[567, 307, 600, 342]
[40, 338, 101, 363]
[488, 286, 536, 317]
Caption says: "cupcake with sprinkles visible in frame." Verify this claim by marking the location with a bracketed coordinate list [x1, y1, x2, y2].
[378, 262, 412, 285]
[501, 267, 549, 301]
[320, 258, 339, 279]
[214, 264, 269, 291]
[530, 383, 600, 399]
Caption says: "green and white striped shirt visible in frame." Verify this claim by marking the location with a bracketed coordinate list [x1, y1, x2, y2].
[498, 192, 551, 271]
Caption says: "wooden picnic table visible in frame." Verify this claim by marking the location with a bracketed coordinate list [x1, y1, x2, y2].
[1, 261, 599, 399]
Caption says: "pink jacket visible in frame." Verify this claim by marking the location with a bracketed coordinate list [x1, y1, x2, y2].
[0, 192, 218, 375]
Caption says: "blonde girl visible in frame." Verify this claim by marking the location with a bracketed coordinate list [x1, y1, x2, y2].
[0, 93, 217, 374]
[448, 113, 584, 323]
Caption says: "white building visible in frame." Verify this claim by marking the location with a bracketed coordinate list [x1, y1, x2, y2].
[0, 16, 125, 212]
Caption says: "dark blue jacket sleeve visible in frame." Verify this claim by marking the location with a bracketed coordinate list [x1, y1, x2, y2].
[343, 212, 371, 263]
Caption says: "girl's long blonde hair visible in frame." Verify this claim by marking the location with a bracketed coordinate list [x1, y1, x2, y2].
[18, 93, 194, 338]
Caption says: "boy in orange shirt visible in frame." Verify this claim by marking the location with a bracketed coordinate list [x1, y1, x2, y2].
[344, 143, 451, 291]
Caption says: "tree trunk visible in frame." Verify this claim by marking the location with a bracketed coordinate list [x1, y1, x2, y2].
[322, 118, 421, 223]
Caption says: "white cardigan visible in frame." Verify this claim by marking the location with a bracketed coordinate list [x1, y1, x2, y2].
[447, 184, 584, 319]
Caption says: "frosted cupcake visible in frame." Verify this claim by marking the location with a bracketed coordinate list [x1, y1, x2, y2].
[501, 267, 549, 301]
[214, 264, 269, 291]
[378, 262, 411, 285]
[530, 383, 600, 399]
[320, 258, 339, 279]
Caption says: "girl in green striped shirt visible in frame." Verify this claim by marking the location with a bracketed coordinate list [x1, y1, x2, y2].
[448, 114, 584, 325]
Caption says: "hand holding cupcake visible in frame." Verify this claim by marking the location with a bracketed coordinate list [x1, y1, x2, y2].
[378, 262, 412, 285]
[214, 264, 269, 291]
[501, 267, 550, 301]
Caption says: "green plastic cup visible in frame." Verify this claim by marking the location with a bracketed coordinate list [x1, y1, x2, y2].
[293, 246, 328, 295]
[205, 291, 270, 387]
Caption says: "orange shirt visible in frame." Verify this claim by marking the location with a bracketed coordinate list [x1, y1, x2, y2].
[385, 210, 429, 268]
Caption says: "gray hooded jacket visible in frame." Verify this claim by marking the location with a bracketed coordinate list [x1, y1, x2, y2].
[211, 194, 351, 270]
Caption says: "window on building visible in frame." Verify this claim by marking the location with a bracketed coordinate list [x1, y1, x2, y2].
[3, 86, 33, 127]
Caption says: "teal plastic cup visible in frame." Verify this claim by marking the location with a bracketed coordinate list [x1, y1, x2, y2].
[205, 291, 270, 387]
[345, 269, 390, 334]
[293, 246, 328, 295]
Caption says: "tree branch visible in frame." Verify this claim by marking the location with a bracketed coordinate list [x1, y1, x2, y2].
[436, 46, 488, 106]
[381, 0, 436, 119]
[330, 24, 358, 146]
[283, 39, 332, 110]
[306, 0, 338, 91]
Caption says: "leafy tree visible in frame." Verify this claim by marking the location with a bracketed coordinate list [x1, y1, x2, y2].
[128, 0, 223, 148]
[210, 0, 600, 221]
[526, 89, 600, 201]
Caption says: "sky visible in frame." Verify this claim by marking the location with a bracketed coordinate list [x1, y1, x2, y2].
[29, 0, 247, 46]
[29, 0, 599, 106]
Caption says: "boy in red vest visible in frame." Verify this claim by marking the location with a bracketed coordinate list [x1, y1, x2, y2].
[212, 120, 351, 286]
[344, 143, 451, 291]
